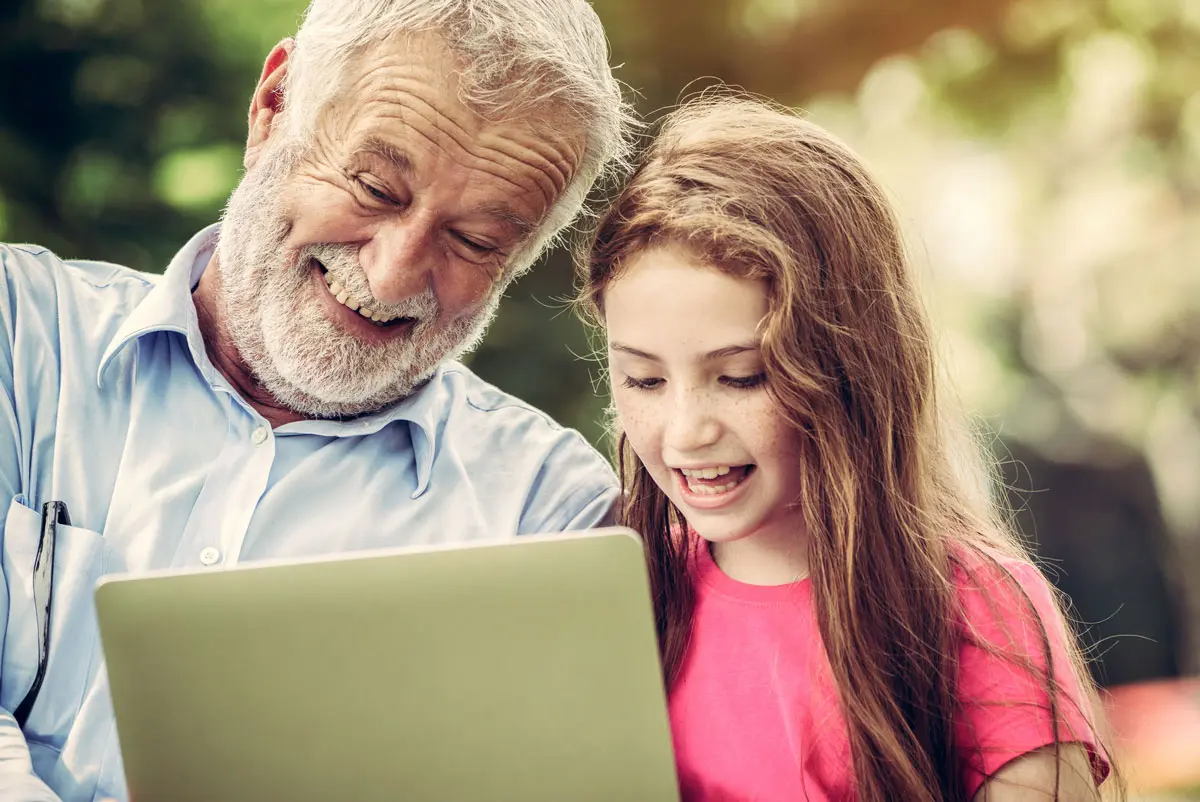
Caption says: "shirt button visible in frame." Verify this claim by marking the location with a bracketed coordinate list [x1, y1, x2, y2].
[251, 426, 269, 446]
[200, 547, 221, 566]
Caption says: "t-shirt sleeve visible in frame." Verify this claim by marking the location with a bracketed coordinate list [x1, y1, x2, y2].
[954, 556, 1111, 798]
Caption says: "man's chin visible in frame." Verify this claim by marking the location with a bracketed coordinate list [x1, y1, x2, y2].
[260, 363, 433, 420]
[268, 381, 403, 420]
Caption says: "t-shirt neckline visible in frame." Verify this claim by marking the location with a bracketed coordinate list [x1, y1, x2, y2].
[694, 538, 813, 604]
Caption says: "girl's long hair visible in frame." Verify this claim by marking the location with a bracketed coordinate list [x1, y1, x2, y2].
[577, 96, 1117, 801]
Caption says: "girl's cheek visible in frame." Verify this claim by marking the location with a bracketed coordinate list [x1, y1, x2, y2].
[615, 401, 660, 457]
[618, 405, 650, 440]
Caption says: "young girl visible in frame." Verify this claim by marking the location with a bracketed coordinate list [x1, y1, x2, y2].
[578, 97, 1116, 801]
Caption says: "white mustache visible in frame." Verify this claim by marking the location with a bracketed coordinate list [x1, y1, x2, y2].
[302, 243, 440, 321]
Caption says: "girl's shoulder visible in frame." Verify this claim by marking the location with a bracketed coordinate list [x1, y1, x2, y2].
[947, 545, 1112, 795]
[948, 545, 1066, 642]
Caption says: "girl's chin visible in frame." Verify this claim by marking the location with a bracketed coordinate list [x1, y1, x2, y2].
[677, 517, 757, 547]
[690, 530, 752, 547]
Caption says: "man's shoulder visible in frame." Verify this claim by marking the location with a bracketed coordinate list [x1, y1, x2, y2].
[0, 242, 157, 308]
[436, 362, 614, 474]
[433, 362, 618, 531]
[438, 362, 603, 452]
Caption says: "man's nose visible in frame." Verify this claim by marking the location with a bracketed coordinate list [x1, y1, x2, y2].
[663, 389, 722, 455]
[358, 215, 439, 306]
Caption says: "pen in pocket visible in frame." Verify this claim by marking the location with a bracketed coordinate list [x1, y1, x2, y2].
[13, 500, 71, 729]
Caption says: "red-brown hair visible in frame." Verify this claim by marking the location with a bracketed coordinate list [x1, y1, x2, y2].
[577, 95, 1117, 801]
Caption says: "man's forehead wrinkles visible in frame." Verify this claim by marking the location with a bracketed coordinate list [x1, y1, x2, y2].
[344, 51, 466, 109]
[328, 47, 583, 241]
[362, 73, 481, 139]
[359, 105, 560, 221]
[355, 136, 414, 174]
[359, 111, 536, 201]
[387, 92, 480, 159]
[359, 81, 572, 191]
[387, 88, 576, 194]
[357, 93, 516, 187]
[477, 131, 576, 199]
[348, 129, 543, 239]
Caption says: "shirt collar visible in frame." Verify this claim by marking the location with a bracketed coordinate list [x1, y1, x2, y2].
[98, 224, 219, 388]
[97, 224, 447, 497]
[275, 365, 451, 498]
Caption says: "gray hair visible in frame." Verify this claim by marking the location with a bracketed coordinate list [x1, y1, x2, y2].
[280, 0, 637, 282]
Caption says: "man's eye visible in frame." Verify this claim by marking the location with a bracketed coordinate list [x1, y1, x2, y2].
[621, 376, 663, 391]
[356, 177, 397, 205]
[453, 232, 497, 254]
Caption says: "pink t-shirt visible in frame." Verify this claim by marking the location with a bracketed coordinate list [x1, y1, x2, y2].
[668, 543, 1110, 801]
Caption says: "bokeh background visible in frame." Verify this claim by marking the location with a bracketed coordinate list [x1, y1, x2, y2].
[2, 0, 1198, 796]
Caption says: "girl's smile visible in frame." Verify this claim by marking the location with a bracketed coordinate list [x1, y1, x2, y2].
[604, 244, 808, 584]
[673, 464, 756, 507]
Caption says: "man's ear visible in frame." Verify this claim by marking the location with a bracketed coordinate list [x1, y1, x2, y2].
[245, 38, 294, 170]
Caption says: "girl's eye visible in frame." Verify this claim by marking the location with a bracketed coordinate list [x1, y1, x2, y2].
[621, 376, 663, 391]
[721, 373, 766, 390]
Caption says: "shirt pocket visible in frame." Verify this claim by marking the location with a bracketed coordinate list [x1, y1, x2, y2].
[1, 495, 110, 742]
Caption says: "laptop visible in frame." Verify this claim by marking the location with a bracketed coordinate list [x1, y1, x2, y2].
[94, 527, 680, 802]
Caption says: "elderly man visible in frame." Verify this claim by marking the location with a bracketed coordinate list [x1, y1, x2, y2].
[0, 1, 631, 799]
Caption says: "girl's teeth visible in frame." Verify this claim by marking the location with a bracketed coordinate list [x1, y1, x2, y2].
[682, 466, 732, 480]
[336, 290, 349, 304]
[688, 479, 741, 495]
[683, 466, 748, 496]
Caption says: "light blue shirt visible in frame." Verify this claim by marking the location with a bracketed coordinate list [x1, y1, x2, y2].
[0, 226, 619, 801]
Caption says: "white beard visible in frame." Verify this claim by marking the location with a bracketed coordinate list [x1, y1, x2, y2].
[213, 144, 500, 418]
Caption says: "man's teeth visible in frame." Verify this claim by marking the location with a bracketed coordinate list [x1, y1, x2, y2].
[681, 466, 732, 480]
[323, 271, 400, 323]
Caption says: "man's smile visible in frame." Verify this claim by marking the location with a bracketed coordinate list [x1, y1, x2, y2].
[313, 258, 415, 328]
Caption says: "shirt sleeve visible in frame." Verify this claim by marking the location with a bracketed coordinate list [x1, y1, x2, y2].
[0, 248, 24, 530]
[954, 555, 1111, 799]
[516, 431, 620, 535]
[0, 247, 63, 800]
